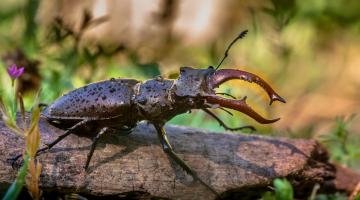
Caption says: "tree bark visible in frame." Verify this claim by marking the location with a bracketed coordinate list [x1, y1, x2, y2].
[0, 115, 339, 199]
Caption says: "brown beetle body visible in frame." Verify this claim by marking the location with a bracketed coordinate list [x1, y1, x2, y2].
[44, 66, 284, 128]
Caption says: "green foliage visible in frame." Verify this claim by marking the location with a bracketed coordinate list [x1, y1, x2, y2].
[313, 193, 348, 200]
[273, 179, 294, 200]
[320, 115, 360, 168]
[2, 153, 29, 200]
[22, 0, 39, 50]
[261, 179, 350, 200]
[263, 0, 296, 29]
[1, 86, 42, 199]
[355, 193, 360, 200]
[262, 178, 293, 200]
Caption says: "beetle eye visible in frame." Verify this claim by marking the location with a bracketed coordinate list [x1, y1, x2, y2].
[208, 66, 214, 70]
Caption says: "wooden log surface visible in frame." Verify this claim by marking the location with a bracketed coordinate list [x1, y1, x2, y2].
[0, 115, 337, 199]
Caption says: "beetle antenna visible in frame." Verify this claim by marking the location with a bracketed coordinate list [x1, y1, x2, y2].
[215, 30, 248, 70]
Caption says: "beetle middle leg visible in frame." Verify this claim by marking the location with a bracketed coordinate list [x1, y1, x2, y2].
[9, 119, 91, 168]
[85, 127, 110, 169]
[153, 124, 220, 197]
[85, 125, 135, 169]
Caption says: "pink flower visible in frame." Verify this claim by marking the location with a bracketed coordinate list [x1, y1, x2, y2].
[7, 64, 24, 79]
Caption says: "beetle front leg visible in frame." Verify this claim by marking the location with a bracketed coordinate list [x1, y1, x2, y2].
[153, 124, 220, 197]
[202, 108, 255, 132]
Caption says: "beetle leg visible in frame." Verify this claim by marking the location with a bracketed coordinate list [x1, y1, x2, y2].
[85, 127, 110, 170]
[39, 119, 91, 154]
[115, 125, 135, 135]
[9, 119, 90, 168]
[85, 125, 136, 169]
[153, 124, 220, 197]
[219, 107, 234, 116]
[38, 103, 48, 108]
[202, 108, 256, 132]
[215, 92, 237, 99]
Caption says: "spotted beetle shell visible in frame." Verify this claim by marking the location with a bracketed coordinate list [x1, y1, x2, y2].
[42, 78, 139, 120]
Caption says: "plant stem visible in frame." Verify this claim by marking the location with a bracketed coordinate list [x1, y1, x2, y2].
[2, 153, 29, 200]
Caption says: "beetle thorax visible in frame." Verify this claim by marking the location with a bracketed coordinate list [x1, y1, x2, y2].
[134, 79, 174, 123]
[134, 77, 203, 123]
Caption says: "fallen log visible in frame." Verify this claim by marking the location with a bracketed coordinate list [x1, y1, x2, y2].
[0, 115, 337, 199]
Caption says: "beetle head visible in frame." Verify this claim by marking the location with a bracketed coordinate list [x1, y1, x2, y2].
[171, 28, 286, 124]
[173, 66, 286, 124]
[173, 66, 216, 97]
[172, 30, 286, 124]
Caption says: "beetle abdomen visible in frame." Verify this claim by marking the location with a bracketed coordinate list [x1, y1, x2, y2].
[43, 78, 139, 120]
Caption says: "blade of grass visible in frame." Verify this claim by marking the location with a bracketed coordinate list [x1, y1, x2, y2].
[2, 153, 30, 200]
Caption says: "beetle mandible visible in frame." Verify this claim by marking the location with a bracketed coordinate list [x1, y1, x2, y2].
[10, 30, 285, 196]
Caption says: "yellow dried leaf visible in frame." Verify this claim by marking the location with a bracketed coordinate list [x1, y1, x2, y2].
[26, 125, 40, 158]
[26, 102, 41, 157]
[26, 159, 41, 200]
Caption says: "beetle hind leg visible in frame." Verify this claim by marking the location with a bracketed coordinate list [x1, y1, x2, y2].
[153, 124, 220, 197]
[9, 119, 90, 168]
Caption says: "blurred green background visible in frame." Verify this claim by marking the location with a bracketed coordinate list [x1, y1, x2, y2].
[0, 0, 359, 171]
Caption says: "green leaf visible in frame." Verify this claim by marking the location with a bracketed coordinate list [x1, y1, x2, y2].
[273, 178, 293, 200]
[355, 193, 360, 200]
[22, 0, 40, 50]
[129, 54, 161, 78]
[2, 153, 30, 200]
[262, 191, 276, 200]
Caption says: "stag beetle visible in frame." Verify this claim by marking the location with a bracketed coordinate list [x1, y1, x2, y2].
[10, 30, 285, 196]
